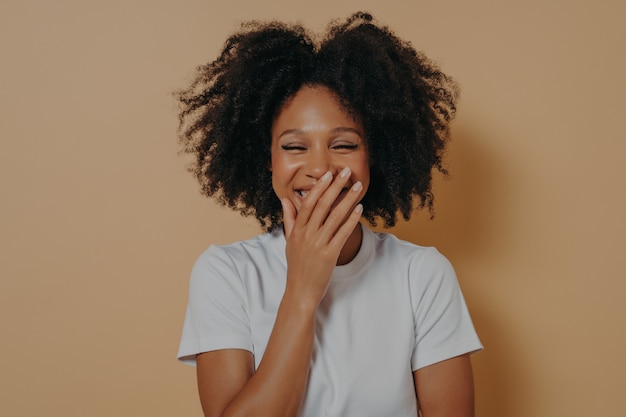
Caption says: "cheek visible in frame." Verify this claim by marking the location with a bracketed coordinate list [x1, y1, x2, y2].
[270, 156, 296, 196]
[352, 155, 371, 188]
[271, 154, 301, 178]
[360, 174, 371, 197]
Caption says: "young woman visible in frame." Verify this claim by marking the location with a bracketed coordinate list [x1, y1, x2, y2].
[176, 12, 482, 417]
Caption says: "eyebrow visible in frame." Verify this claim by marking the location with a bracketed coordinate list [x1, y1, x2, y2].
[277, 127, 363, 140]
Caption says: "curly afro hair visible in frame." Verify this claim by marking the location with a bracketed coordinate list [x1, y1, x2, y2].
[177, 12, 459, 231]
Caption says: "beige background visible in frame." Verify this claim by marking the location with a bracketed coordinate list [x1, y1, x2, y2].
[1, 1, 624, 416]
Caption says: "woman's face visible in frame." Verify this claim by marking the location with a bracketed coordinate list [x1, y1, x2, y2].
[270, 86, 370, 213]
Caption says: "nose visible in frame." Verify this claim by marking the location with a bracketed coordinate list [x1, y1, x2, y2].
[304, 148, 336, 180]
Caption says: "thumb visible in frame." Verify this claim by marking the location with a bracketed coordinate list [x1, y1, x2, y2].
[281, 197, 296, 238]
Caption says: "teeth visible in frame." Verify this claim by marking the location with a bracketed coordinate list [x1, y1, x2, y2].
[296, 188, 349, 199]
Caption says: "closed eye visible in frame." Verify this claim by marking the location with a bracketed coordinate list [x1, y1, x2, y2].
[332, 144, 359, 152]
[281, 145, 307, 151]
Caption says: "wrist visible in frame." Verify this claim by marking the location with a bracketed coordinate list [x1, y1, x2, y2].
[281, 284, 321, 316]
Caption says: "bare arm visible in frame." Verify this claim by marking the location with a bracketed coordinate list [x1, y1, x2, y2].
[413, 354, 475, 417]
[196, 169, 364, 417]
[196, 296, 317, 417]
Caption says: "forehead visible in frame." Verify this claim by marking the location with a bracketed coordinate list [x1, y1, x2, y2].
[271, 86, 362, 136]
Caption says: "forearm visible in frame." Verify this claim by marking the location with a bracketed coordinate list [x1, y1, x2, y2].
[221, 287, 317, 417]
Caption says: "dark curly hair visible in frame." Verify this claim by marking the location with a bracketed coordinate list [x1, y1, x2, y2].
[177, 12, 459, 231]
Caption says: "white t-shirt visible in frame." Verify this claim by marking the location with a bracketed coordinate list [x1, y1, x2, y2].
[178, 225, 482, 417]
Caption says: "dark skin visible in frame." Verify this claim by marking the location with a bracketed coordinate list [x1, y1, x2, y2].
[195, 86, 475, 417]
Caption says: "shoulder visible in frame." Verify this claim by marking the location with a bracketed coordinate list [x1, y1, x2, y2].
[366, 229, 458, 296]
[369, 229, 452, 272]
[190, 231, 285, 284]
[194, 232, 283, 266]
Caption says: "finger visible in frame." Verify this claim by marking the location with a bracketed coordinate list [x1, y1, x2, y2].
[281, 197, 297, 239]
[318, 179, 364, 242]
[307, 167, 353, 229]
[294, 170, 333, 226]
[327, 203, 364, 253]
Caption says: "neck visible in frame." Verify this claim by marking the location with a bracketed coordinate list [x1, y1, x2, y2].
[336, 222, 363, 266]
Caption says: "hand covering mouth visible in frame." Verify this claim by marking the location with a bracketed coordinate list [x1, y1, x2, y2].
[295, 187, 350, 199]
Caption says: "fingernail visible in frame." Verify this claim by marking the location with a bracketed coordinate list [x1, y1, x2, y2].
[355, 204, 363, 214]
[351, 181, 362, 191]
[321, 171, 332, 182]
[340, 167, 351, 178]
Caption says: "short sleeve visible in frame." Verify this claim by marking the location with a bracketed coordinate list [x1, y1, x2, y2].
[177, 246, 252, 365]
[409, 248, 482, 371]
